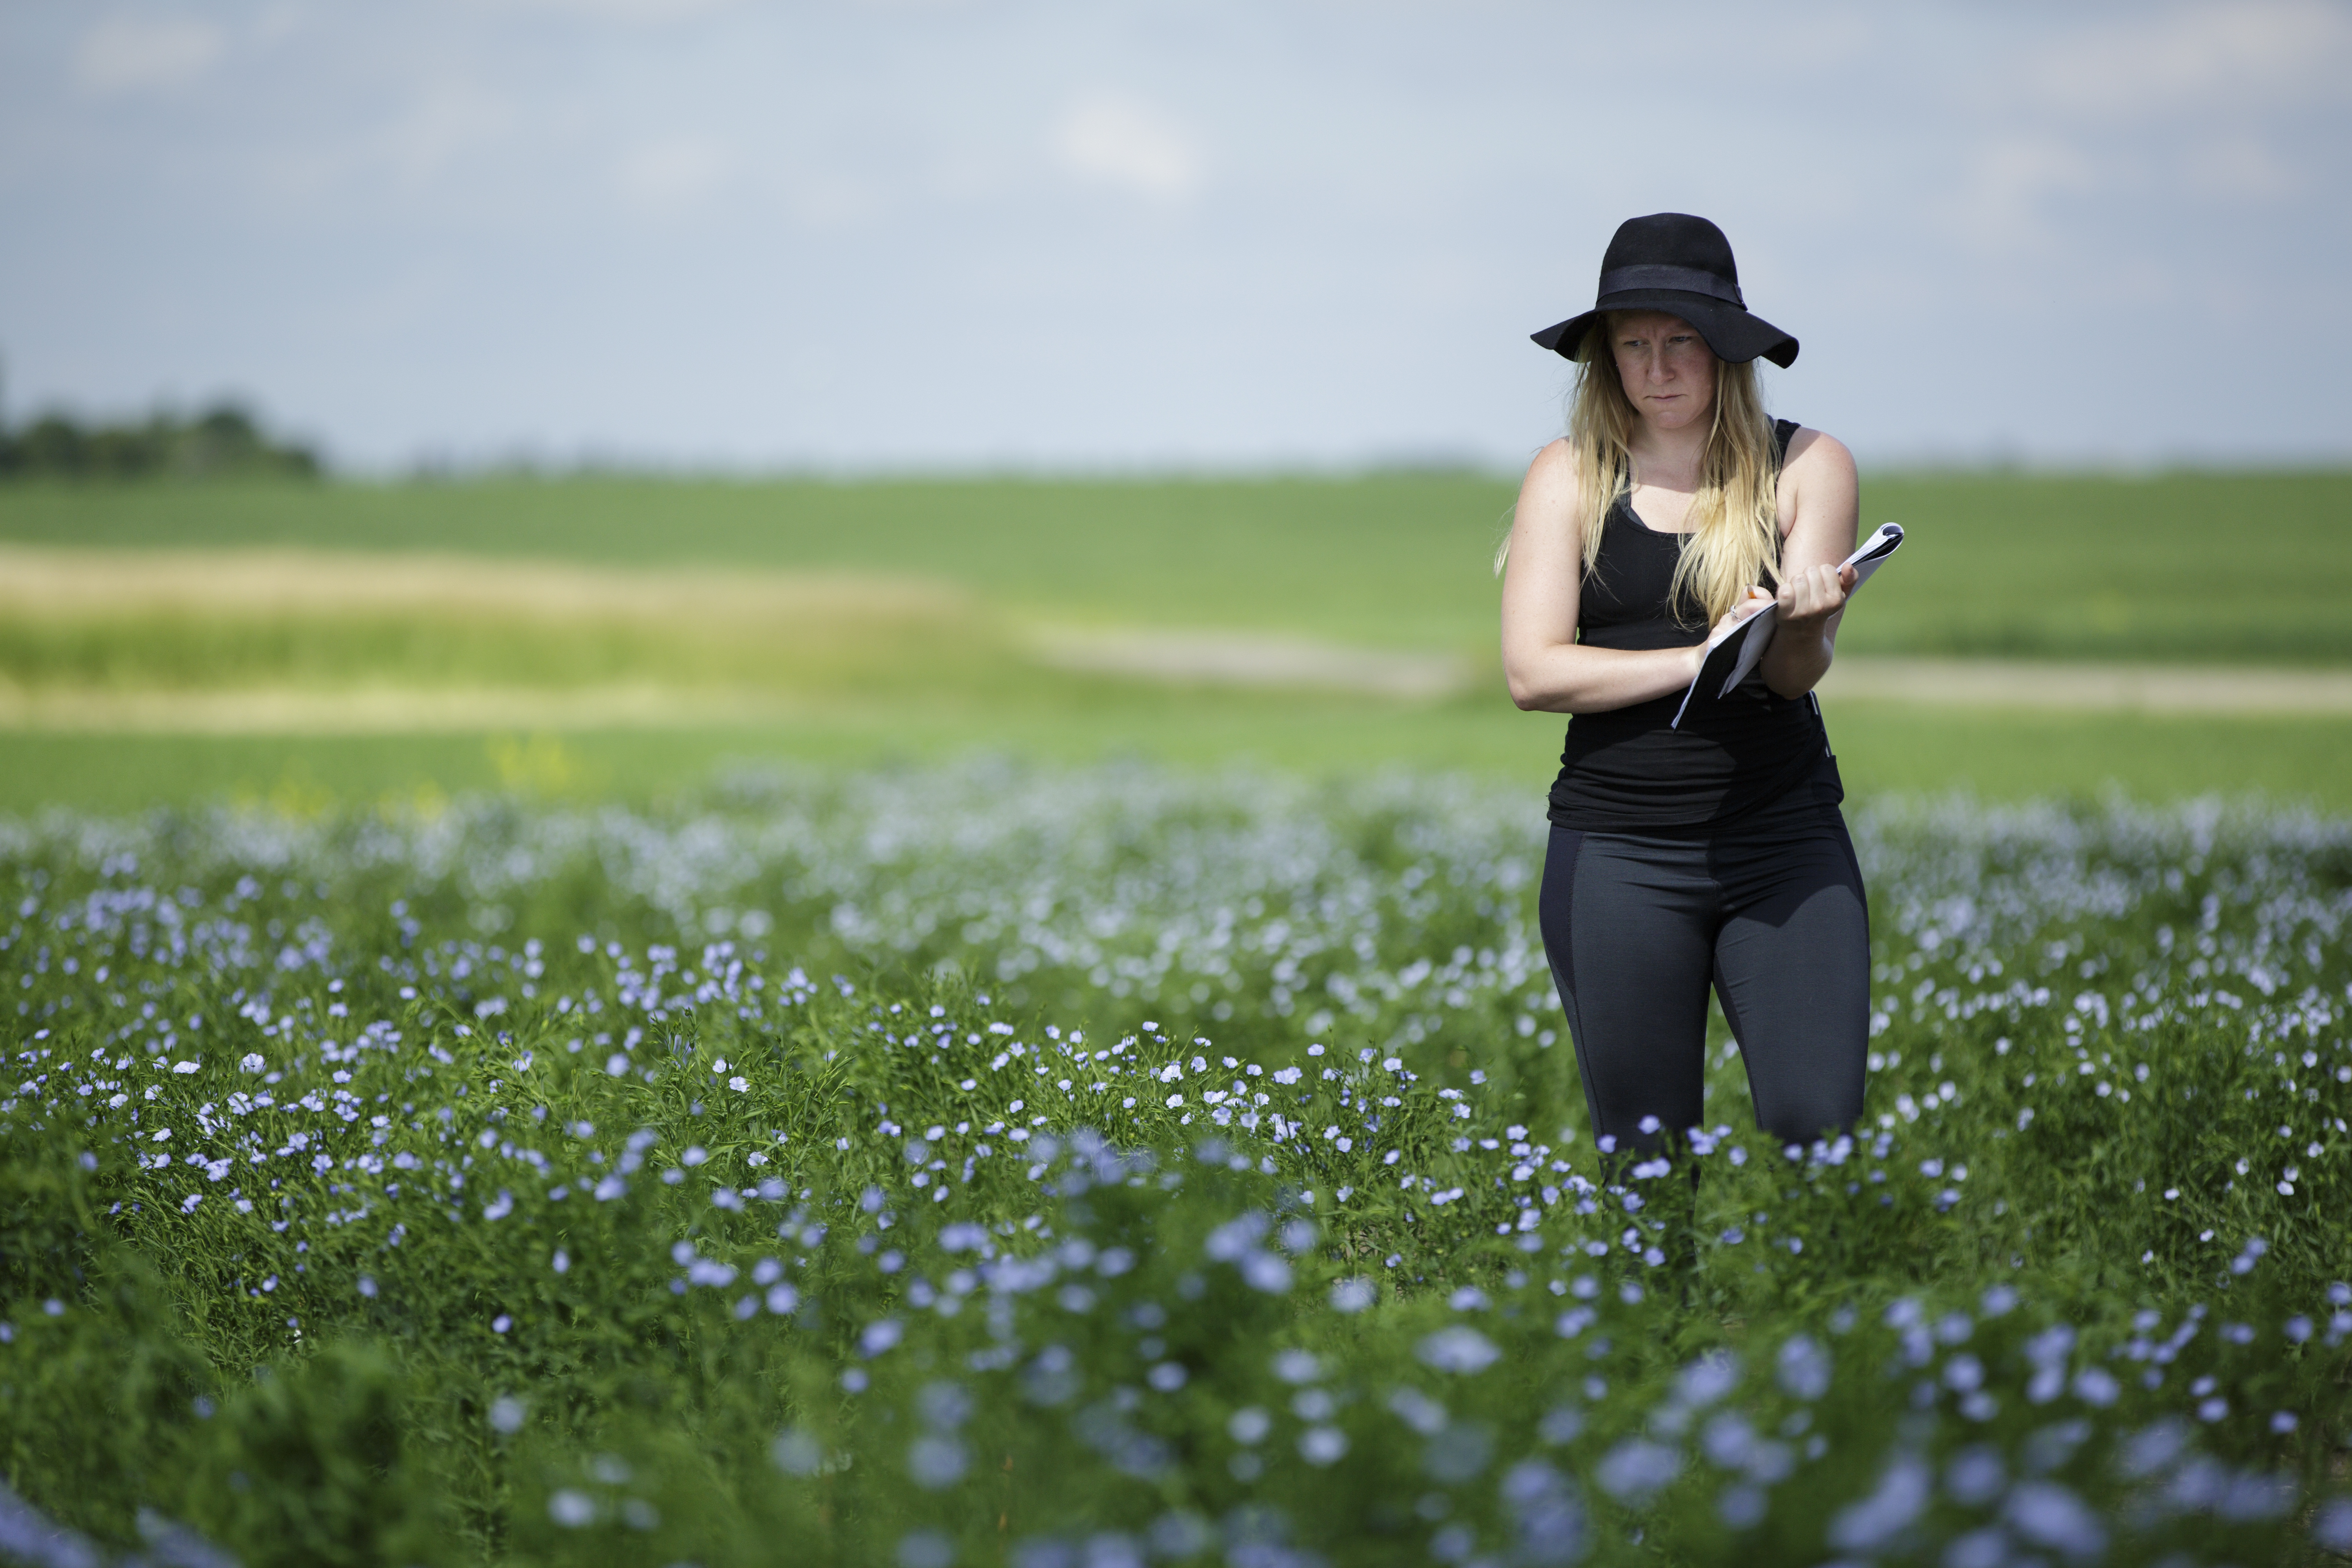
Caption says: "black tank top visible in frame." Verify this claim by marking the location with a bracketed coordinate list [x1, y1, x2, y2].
[1546, 419, 1840, 832]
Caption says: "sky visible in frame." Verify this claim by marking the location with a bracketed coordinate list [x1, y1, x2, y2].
[2, 0, 2348, 473]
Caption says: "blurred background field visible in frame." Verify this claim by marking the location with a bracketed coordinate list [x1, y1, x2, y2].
[5, 467, 2352, 659]
[1, 467, 2349, 815]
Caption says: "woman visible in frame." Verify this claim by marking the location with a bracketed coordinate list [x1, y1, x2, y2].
[1499, 212, 1868, 1163]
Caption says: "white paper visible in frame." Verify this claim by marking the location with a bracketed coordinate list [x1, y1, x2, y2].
[1668, 523, 1905, 729]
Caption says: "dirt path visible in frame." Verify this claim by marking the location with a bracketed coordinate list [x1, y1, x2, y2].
[0, 684, 802, 734]
[1025, 626, 1472, 699]
[1035, 630, 2352, 714]
[1816, 658, 2352, 714]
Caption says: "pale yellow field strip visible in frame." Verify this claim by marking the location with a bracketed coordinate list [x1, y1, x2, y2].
[0, 683, 804, 735]
[0, 545, 966, 624]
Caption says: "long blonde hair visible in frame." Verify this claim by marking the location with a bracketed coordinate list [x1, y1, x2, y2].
[1501, 315, 1782, 627]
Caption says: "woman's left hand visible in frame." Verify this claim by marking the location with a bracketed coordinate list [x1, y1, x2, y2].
[1777, 561, 1858, 633]
[1709, 584, 1775, 643]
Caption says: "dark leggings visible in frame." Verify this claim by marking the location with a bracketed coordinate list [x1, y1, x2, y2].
[1539, 795, 1870, 1158]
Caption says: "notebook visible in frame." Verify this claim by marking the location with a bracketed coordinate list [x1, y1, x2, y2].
[1668, 523, 1905, 730]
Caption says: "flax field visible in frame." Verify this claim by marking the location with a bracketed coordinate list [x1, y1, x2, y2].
[4, 761, 2352, 1566]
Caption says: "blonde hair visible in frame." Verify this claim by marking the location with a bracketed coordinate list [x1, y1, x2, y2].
[1500, 316, 1782, 627]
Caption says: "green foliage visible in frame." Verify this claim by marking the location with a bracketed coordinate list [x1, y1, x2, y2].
[1857, 469, 2352, 665]
[1, 765, 2350, 1564]
[0, 402, 320, 483]
[176, 1341, 447, 1568]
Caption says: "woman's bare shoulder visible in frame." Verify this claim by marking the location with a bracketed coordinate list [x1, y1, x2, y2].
[1783, 425, 1856, 483]
[1777, 425, 1859, 542]
[1520, 437, 1584, 497]
[1525, 436, 1577, 477]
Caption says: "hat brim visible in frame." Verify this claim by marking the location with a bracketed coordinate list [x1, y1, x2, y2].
[1531, 290, 1798, 369]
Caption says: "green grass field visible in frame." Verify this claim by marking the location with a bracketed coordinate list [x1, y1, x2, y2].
[3, 468, 2350, 661]
[6, 700, 2352, 818]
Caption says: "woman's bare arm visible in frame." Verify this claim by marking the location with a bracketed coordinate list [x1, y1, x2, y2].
[1500, 441, 1724, 715]
[1759, 428, 1860, 700]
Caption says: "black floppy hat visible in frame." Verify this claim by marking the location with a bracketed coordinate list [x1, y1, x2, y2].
[1531, 213, 1798, 369]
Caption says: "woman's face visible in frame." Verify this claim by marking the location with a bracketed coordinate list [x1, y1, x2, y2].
[1610, 312, 1716, 432]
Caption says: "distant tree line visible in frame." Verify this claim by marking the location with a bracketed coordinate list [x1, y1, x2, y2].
[0, 401, 321, 481]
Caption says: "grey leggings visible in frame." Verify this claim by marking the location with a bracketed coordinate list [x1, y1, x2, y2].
[1538, 795, 1870, 1158]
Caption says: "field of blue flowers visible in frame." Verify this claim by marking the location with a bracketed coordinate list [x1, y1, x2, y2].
[3, 761, 2350, 1567]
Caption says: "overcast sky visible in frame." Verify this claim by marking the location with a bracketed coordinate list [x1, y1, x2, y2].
[3, 0, 2348, 472]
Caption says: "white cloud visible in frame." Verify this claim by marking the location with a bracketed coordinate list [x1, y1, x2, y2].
[251, 3, 309, 47]
[616, 136, 730, 211]
[1055, 92, 1203, 202]
[378, 84, 517, 188]
[2026, 0, 2352, 119]
[76, 16, 225, 93]
[778, 172, 892, 232]
[482, 0, 742, 21]
[2182, 133, 2299, 201]
[1938, 135, 2100, 257]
